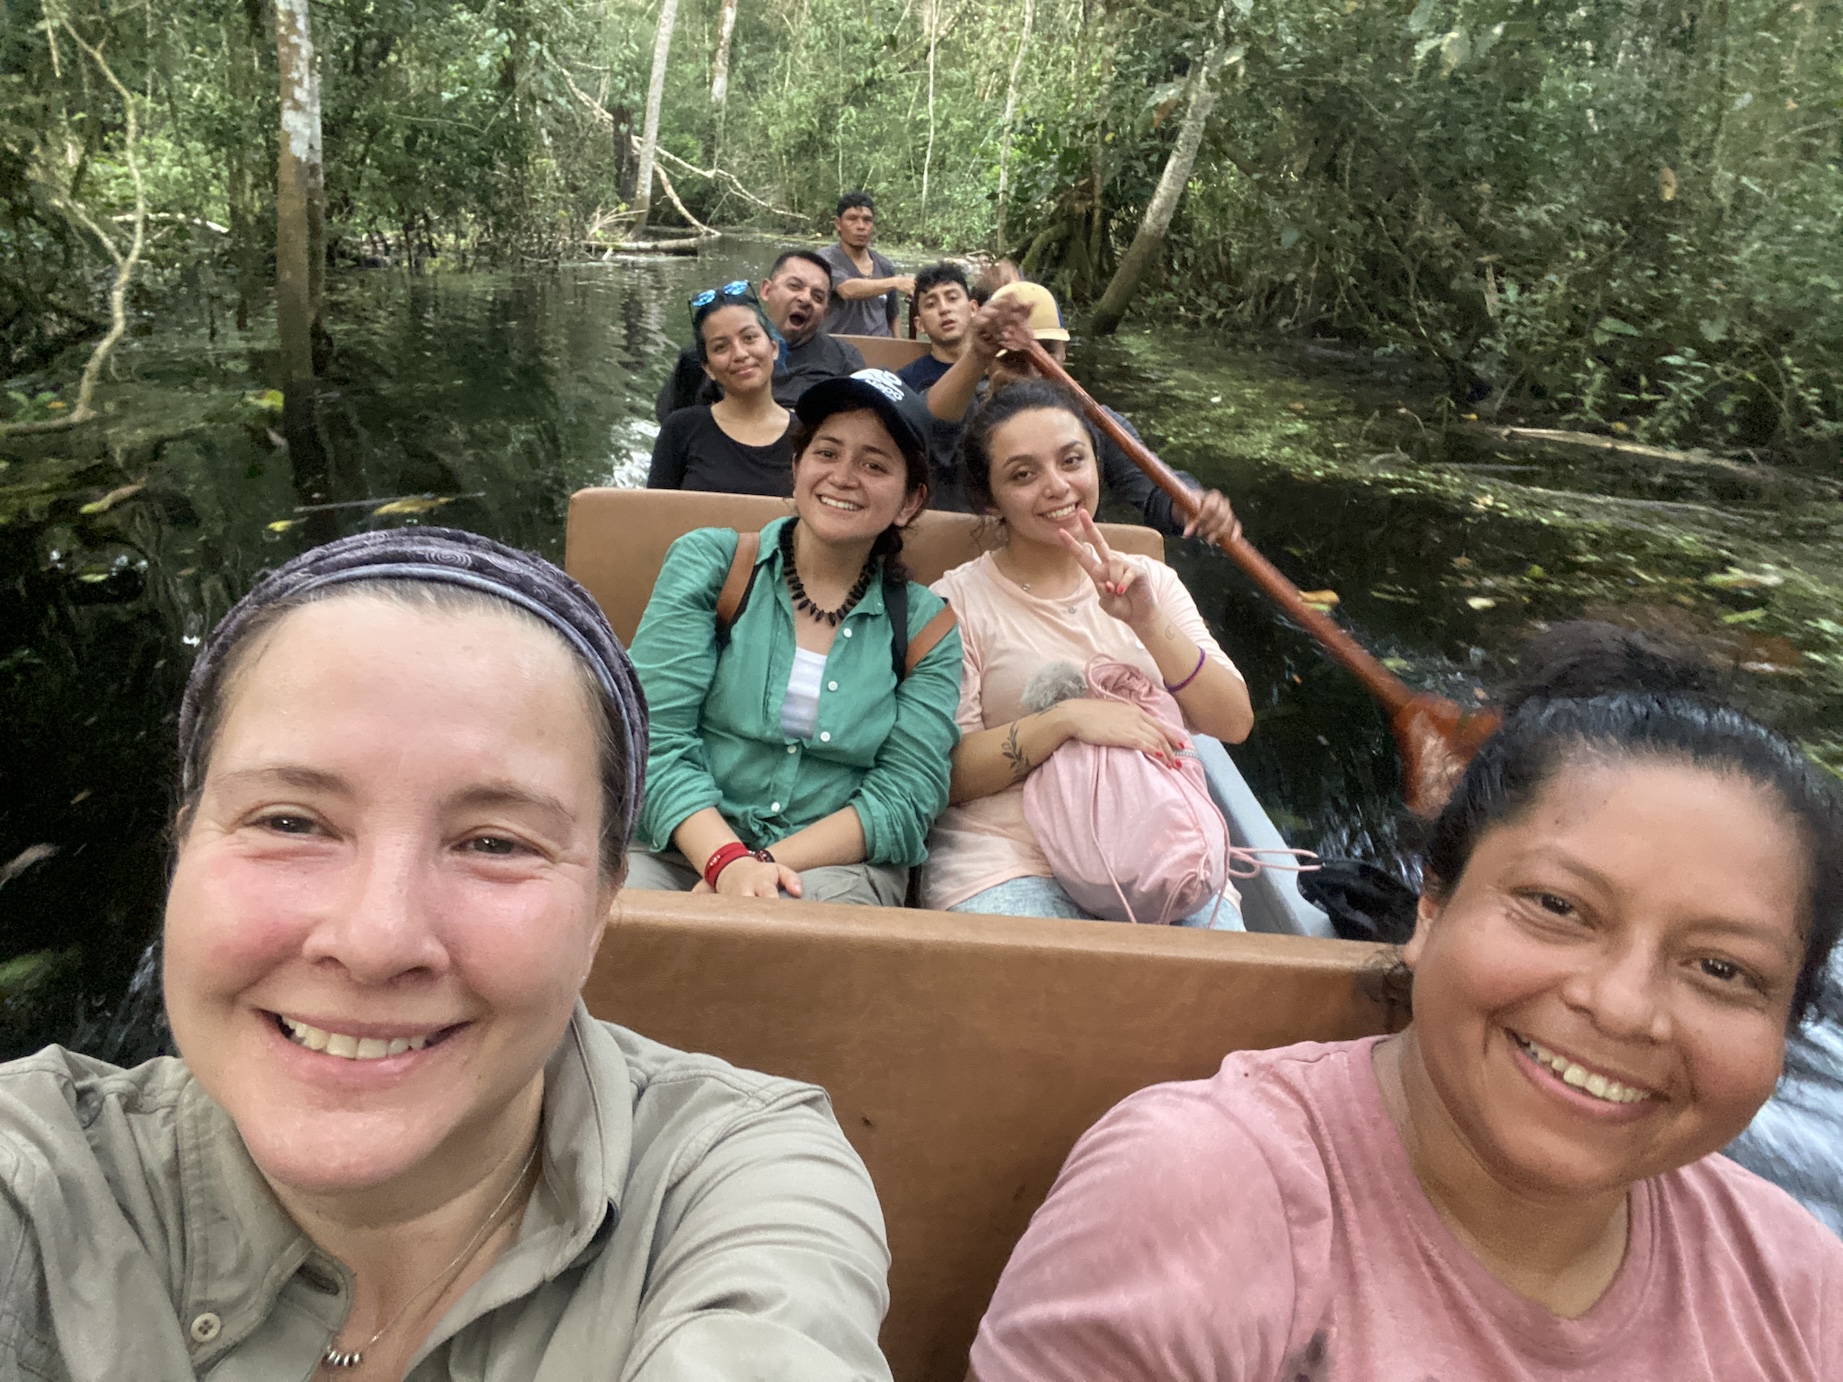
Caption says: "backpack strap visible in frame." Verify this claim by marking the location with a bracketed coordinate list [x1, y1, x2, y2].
[884, 572, 909, 683]
[881, 569, 957, 682]
[714, 530, 761, 648]
[903, 604, 958, 677]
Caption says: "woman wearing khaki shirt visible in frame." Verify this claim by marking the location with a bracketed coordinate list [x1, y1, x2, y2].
[0, 529, 892, 1381]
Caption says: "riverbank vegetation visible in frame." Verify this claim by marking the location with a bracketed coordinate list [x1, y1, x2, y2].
[3, 0, 1839, 456]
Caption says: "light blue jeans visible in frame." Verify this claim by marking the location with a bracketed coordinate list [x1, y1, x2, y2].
[948, 875, 1245, 930]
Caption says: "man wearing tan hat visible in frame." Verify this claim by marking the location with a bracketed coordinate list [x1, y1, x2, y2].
[922, 281, 1065, 429]
[921, 282, 1218, 537]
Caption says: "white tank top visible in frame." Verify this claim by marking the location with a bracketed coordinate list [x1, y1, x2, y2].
[779, 647, 828, 741]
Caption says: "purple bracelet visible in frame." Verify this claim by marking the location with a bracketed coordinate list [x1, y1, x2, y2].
[1165, 647, 1207, 694]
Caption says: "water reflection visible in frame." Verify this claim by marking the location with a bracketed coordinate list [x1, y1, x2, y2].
[0, 256, 735, 1060]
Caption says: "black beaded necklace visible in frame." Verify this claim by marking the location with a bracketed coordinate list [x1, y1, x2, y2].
[780, 519, 877, 627]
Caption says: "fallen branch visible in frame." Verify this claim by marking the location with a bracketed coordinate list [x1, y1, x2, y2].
[1462, 423, 1755, 472]
[648, 153, 720, 240]
[595, 238, 702, 256]
[587, 207, 641, 239]
[1495, 481, 1735, 522]
[112, 211, 228, 234]
[569, 232, 703, 255]
[2, 22, 145, 437]
[557, 65, 798, 222]
[560, 65, 616, 127]
[653, 144, 799, 221]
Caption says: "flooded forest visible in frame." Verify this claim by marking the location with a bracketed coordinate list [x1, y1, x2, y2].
[2, 0, 1841, 1105]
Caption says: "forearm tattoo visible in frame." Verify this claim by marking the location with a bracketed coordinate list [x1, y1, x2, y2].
[1002, 720, 1033, 782]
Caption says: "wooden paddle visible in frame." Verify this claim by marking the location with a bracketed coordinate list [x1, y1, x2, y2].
[1019, 338, 1500, 817]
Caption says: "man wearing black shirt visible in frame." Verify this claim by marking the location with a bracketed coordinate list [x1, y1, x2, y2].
[653, 250, 866, 421]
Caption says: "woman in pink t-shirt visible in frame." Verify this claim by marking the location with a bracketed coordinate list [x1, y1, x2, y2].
[972, 623, 1843, 1380]
[921, 379, 1254, 924]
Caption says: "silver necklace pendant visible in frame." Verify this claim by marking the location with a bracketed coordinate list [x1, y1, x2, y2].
[312, 1138, 540, 1374]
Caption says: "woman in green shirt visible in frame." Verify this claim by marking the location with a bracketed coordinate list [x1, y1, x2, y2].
[627, 369, 963, 906]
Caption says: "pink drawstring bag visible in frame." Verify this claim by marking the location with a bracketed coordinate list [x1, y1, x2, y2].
[1022, 657, 1231, 925]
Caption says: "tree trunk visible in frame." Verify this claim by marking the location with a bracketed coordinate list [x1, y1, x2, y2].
[305, 83, 325, 324]
[710, 0, 738, 106]
[221, 7, 270, 332]
[273, 0, 322, 382]
[632, 0, 681, 234]
[994, 0, 1034, 250]
[611, 104, 637, 202]
[1086, 123, 1106, 291]
[920, 0, 938, 220]
[1091, 20, 1231, 335]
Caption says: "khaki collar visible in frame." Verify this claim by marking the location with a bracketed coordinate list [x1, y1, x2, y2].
[174, 1002, 633, 1367]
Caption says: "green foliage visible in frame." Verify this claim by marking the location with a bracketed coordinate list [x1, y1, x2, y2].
[2, 0, 1837, 455]
[1144, 0, 1843, 455]
[1, 1, 105, 374]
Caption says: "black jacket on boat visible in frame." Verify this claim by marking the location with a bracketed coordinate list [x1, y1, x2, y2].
[653, 333, 867, 422]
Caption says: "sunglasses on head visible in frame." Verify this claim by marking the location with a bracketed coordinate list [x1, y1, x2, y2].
[688, 280, 755, 314]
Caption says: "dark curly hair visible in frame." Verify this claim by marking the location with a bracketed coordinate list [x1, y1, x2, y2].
[915, 262, 970, 300]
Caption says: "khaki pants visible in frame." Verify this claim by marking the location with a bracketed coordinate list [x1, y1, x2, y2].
[623, 847, 908, 908]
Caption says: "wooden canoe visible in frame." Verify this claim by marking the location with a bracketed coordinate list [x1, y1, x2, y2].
[566, 488, 1330, 936]
[564, 487, 1383, 1380]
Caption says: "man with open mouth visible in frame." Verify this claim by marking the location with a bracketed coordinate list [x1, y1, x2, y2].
[654, 249, 867, 421]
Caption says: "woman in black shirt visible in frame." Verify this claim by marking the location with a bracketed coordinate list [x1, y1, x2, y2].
[648, 286, 798, 495]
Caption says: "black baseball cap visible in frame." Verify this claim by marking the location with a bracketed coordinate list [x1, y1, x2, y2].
[795, 369, 932, 471]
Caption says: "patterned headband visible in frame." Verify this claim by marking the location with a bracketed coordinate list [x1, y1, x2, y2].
[176, 526, 648, 838]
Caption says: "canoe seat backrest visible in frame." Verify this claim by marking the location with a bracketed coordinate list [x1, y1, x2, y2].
[565, 487, 1165, 646]
[834, 334, 934, 372]
[586, 893, 1392, 1381]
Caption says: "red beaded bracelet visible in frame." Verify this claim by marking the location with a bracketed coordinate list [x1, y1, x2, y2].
[1164, 647, 1208, 694]
[703, 842, 778, 889]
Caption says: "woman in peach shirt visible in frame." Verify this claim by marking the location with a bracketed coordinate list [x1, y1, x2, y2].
[922, 379, 1253, 925]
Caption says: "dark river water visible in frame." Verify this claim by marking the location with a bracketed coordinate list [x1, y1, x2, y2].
[3, 244, 1841, 1082]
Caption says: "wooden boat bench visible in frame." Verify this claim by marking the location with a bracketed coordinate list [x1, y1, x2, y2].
[586, 894, 1392, 1380]
[564, 486, 1331, 936]
[564, 487, 1165, 646]
[834, 333, 934, 373]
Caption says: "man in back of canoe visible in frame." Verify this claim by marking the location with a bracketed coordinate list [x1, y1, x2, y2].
[818, 191, 912, 338]
[896, 263, 974, 393]
[653, 249, 867, 421]
[924, 282, 1236, 541]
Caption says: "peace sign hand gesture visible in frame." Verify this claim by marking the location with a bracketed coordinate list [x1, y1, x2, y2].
[1058, 510, 1158, 630]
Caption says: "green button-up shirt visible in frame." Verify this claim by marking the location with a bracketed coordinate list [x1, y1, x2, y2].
[0, 1005, 892, 1381]
[630, 518, 962, 866]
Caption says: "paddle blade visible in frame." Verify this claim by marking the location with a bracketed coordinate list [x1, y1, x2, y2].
[1393, 693, 1502, 819]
